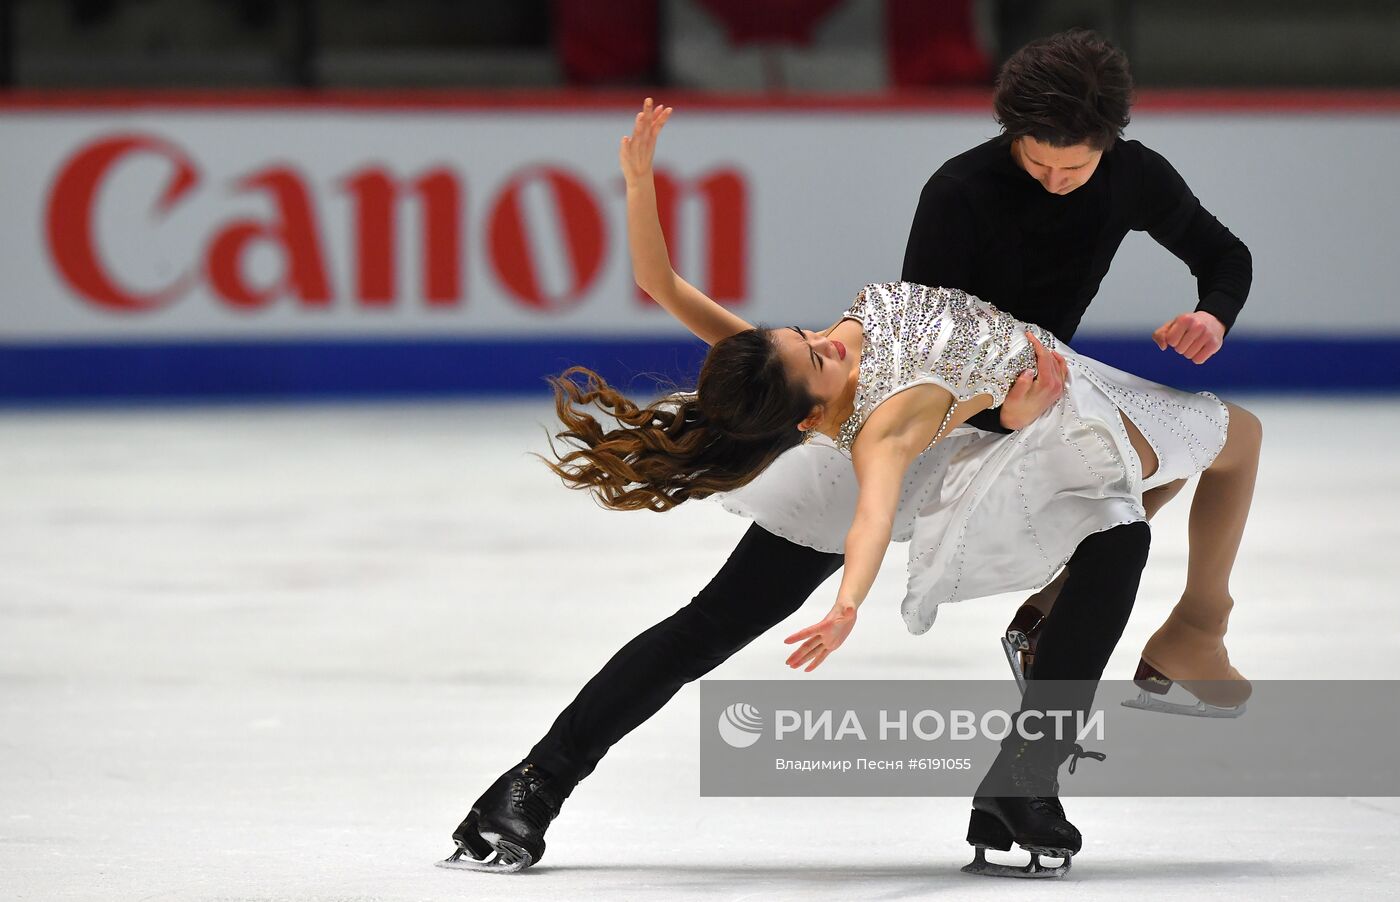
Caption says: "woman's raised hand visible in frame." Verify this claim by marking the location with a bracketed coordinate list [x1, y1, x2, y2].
[619, 98, 673, 186]
[783, 600, 858, 672]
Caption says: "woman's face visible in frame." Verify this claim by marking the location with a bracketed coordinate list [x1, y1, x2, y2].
[772, 325, 852, 411]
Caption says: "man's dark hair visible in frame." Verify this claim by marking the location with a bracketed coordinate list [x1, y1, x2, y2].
[993, 28, 1134, 150]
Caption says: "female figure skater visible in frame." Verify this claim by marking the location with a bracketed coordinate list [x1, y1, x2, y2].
[454, 31, 1260, 877]
[446, 99, 1261, 877]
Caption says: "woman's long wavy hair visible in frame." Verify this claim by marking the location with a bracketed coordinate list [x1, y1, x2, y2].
[543, 328, 818, 512]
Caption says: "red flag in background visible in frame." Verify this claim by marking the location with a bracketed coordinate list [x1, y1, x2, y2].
[886, 0, 991, 86]
[556, 0, 990, 88]
[556, 0, 660, 85]
[694, 0, 845, 46]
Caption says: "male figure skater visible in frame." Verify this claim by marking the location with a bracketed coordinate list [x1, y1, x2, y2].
[446, 28, 1250, 875]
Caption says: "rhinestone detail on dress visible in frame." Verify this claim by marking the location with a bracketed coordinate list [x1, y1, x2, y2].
[835, 282, 1053, 454]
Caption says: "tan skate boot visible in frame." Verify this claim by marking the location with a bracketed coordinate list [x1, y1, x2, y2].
[1130, 599, 1250, 716]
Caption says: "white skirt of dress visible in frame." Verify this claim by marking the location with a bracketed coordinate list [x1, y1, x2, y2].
[716, 350, 1229, 635]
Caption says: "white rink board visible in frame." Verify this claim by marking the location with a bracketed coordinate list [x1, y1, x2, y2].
[2, 106, 1399, 342]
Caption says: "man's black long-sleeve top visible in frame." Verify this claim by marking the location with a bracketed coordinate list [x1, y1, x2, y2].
[900, 135, 1251, 431]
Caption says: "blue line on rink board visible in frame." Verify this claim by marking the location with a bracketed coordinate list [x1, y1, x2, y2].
[0, 335, 1398, 403]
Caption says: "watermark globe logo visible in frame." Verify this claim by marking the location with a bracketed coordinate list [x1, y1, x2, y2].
[717, 702, 764, 749]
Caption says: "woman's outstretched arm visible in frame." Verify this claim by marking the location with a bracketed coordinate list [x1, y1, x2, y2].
[784, 387, 954, 671]
[621, 99, 754, 346]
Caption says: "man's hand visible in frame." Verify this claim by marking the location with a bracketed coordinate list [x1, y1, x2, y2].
[1153, 311, 1225, 364]
[1000, 332, 1068, 430]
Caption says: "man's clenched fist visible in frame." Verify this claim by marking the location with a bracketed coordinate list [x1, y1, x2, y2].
[1154, 311, 1225, 364]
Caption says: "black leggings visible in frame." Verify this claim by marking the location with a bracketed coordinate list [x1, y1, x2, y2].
[528, 521, 1150, 786]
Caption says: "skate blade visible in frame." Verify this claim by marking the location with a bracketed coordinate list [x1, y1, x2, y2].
[1000, 637, 1027, 695]
[1121, 688, 1245, 719]
[961, 845, 1071, 879]
[436, 840, 534, 874]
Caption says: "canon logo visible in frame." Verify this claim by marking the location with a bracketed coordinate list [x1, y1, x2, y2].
[43, 132, 749, 316]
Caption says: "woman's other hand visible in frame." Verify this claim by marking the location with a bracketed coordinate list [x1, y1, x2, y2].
[783, 600, 858, 672]
[619, 97, 672, 187]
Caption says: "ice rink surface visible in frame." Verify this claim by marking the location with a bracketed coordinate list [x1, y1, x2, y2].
[4, 396, 1399, 901]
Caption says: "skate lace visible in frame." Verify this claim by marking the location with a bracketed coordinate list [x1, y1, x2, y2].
[1065, 743, 1106, 775]
[509, 768, 561, 831]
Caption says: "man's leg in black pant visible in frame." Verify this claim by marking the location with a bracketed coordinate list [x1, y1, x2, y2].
[971, 521, 1152, 853]
[1017, 520, 1151, 753]
[528, 524, 843, 786]
[1031, 521, 1151, 689]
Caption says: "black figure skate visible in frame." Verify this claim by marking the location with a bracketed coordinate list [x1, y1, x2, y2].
[1001, 603, 1045, 693]
[438, 762, 569, 873]
[962, 738, 1103, 879]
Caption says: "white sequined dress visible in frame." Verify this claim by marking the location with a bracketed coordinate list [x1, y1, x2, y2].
[718, 281, 1229, 635]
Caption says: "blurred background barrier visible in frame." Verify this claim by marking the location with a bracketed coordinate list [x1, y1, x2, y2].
[2, 0, 1398, 400]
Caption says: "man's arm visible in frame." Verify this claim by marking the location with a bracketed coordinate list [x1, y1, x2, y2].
[903, 176, 1009, 433]
[901, 175, 976, 290]
[901, 176, 1063, 431]
[1135, 144, 1253, 360]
